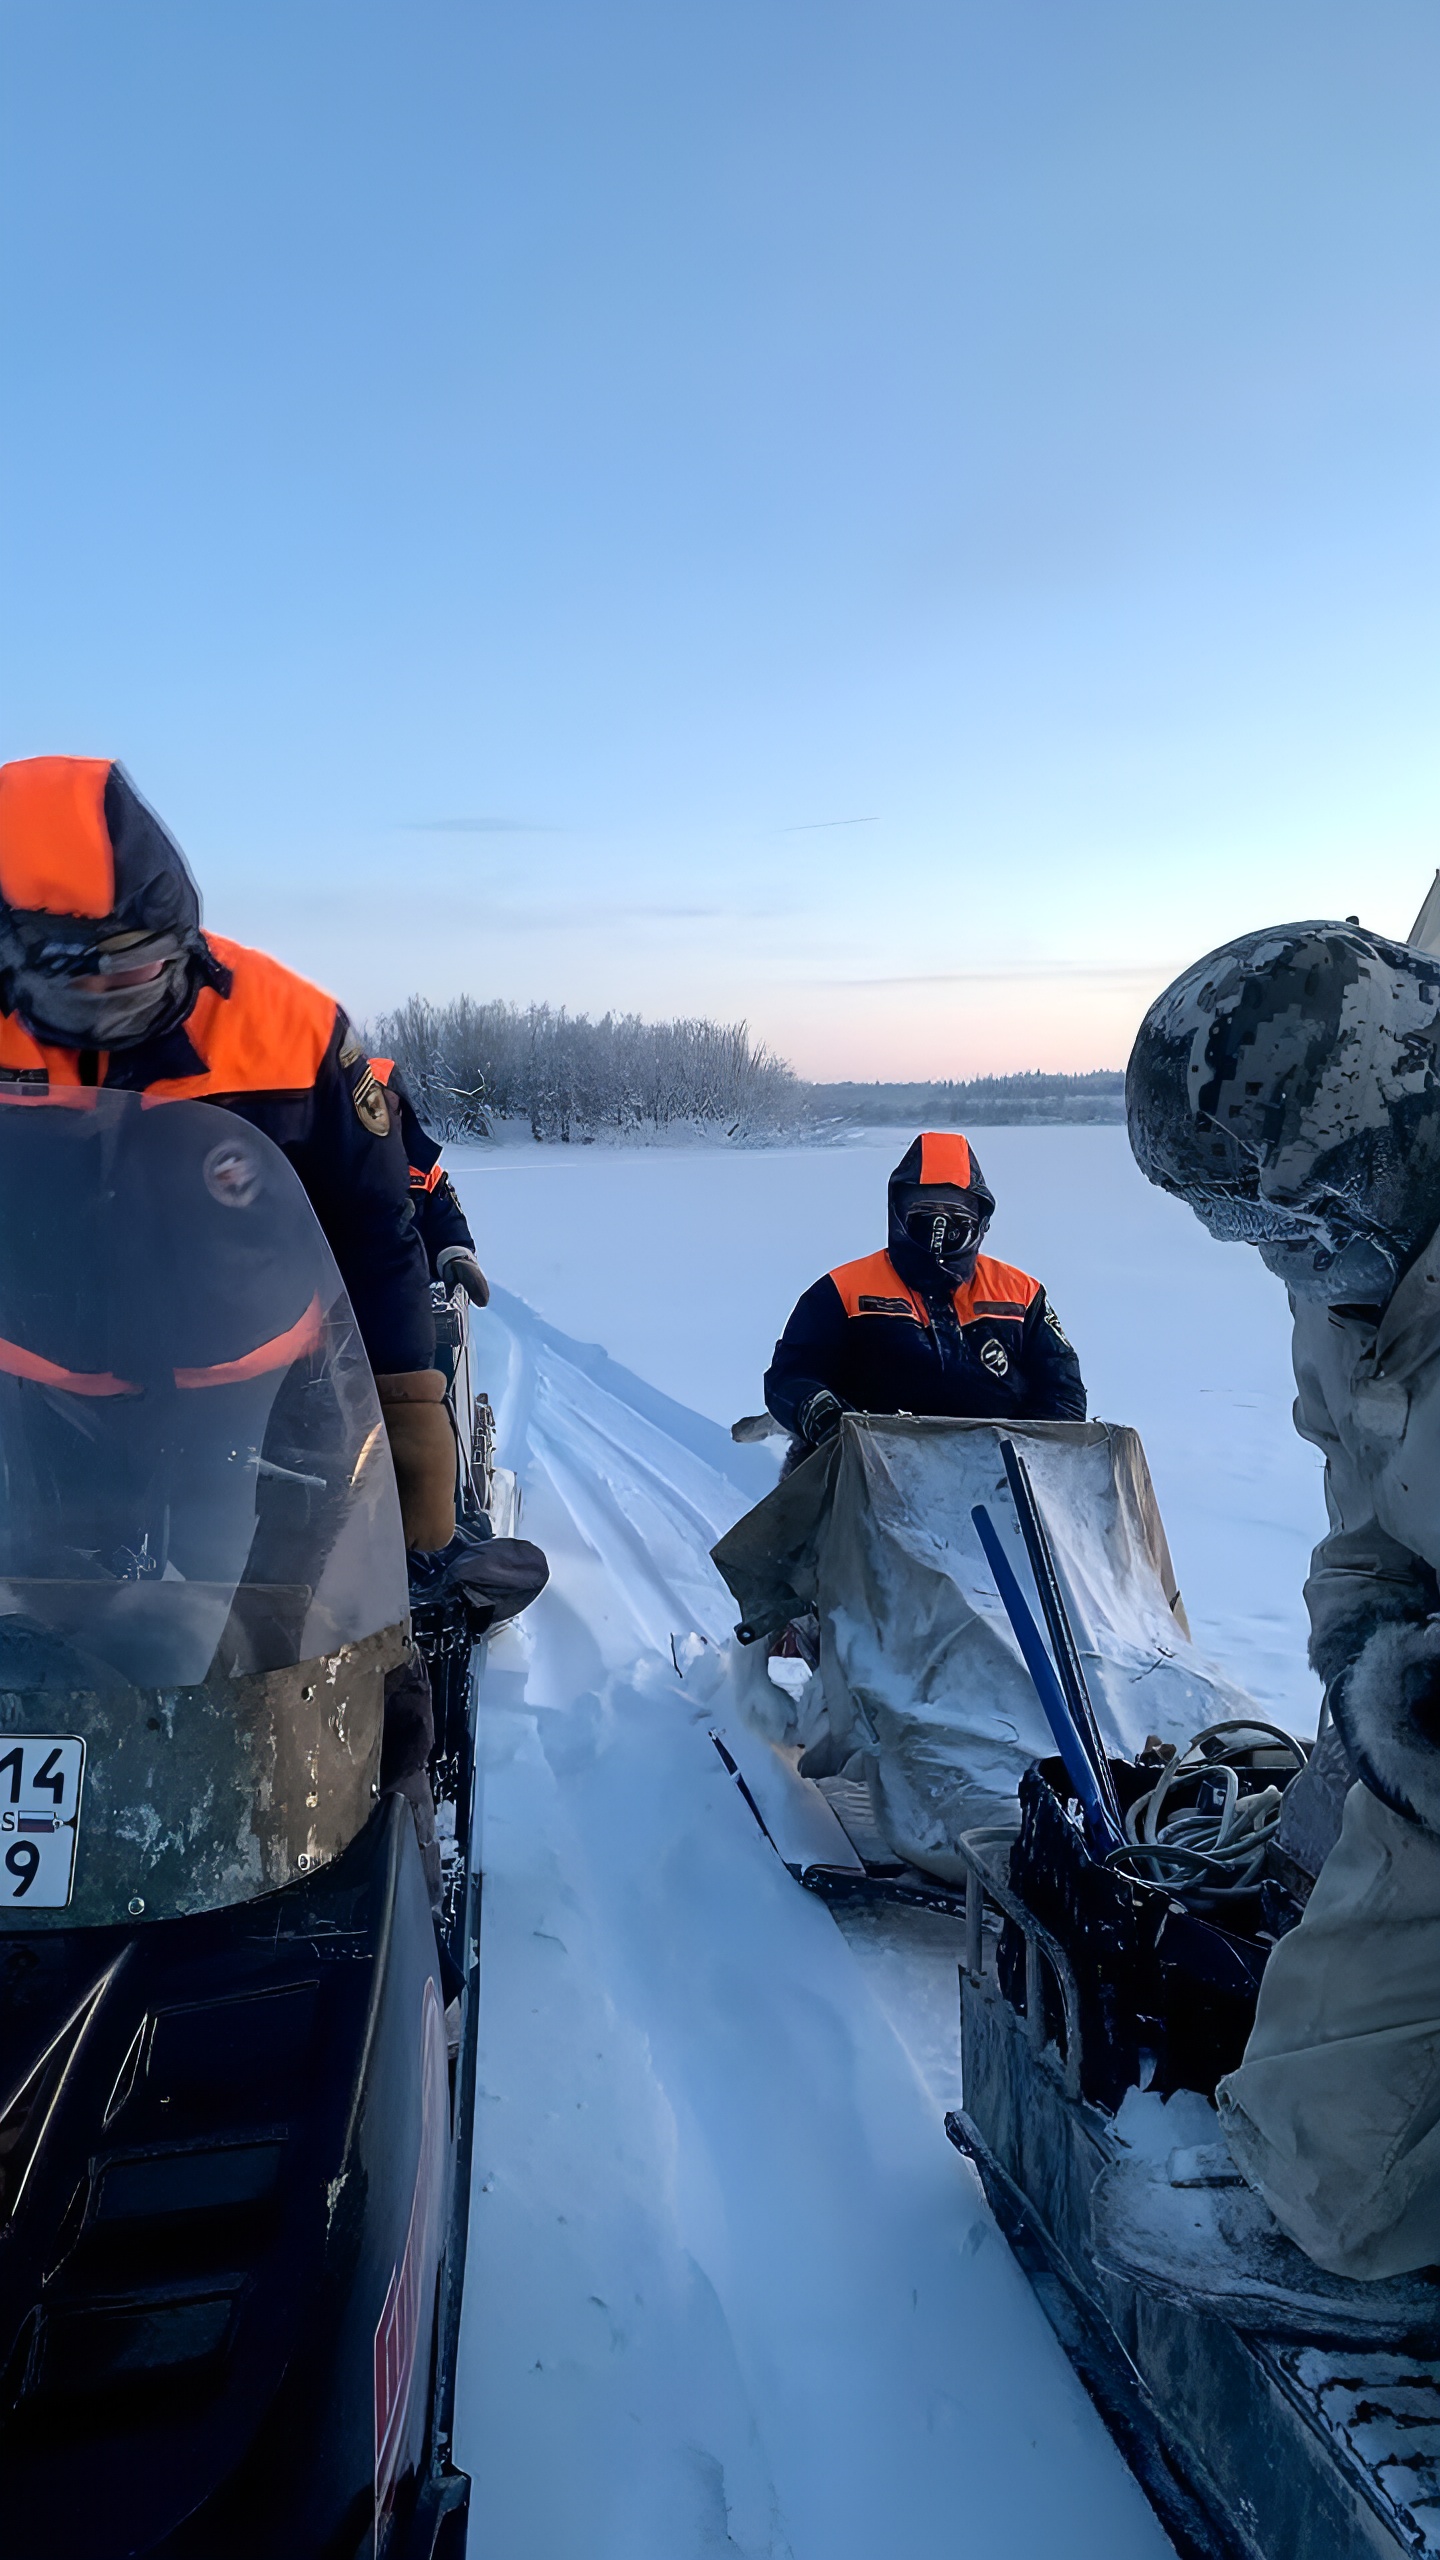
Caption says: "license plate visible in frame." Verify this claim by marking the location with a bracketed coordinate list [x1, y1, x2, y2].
[0, 1738, 85, 1908]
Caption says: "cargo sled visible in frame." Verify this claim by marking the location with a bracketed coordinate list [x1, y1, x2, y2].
[712, 1416, 1440, 2560]
[0, 1088, 511, 2560]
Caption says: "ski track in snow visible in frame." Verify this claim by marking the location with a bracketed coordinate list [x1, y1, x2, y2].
[447, 1131, 1325, 2557]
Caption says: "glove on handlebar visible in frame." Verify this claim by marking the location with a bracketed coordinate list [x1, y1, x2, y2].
[437, 1246, 490, 1307]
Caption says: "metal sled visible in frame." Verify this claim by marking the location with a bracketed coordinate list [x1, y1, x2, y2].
[950, 1821, 1440, 2560]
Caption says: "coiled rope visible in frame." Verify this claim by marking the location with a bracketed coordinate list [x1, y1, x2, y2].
[1103, 1719, 1308, 1915]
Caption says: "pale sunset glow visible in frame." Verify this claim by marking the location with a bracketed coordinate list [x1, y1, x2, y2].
[3, 4, 1437, 1076]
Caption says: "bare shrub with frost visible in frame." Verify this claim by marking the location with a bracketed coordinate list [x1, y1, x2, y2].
[369, 996, 799, 1143]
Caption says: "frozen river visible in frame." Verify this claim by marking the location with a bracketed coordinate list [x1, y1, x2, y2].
[447, 1125, 1326, 2559]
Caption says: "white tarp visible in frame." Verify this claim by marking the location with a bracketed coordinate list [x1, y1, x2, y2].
[713, 1415, 1260, 1881]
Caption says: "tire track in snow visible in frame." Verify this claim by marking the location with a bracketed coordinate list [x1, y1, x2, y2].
[454, 1292, 1176, 2560]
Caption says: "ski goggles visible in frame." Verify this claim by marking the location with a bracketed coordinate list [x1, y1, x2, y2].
[12, 926, 184, 982]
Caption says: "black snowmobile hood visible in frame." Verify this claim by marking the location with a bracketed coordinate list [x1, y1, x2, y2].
[886, 1130, 996, 1293]
[1127, 919, 1440, 1303]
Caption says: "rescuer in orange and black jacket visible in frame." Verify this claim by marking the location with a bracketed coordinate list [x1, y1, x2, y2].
[369, 1058, 489, 1307]
[0, 755, 454, 1552]
[764, 1130, 1086, 1457]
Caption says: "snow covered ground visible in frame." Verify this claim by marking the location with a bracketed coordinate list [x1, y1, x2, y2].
[446, 1126, 1328, 2559]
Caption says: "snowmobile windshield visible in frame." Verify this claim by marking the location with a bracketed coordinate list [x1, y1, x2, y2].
[0, 1087, 407, 1686]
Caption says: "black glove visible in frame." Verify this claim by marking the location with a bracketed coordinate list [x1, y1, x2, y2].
[797, 1387, 846, 1447]
[437, 1246, 490, 1307]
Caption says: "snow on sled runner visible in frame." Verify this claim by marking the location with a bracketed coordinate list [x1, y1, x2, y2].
[0, 1090, 518, 2560]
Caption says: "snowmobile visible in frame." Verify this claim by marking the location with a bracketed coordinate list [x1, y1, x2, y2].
[0, 1086, 507, 2560]
[712, 1418, 1440, 2560]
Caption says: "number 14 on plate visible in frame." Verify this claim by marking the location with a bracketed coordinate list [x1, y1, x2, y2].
[0, 1737, 86, 1908]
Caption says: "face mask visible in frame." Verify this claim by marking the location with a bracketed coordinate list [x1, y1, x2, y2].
[1193, 1189, 1400, 1305]
[1257, 1233, 1399, 1305]
[904, 1203, 985, 1272]
[13, 946, 196, 1051]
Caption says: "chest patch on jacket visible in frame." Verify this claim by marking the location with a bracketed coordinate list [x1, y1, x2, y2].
[980, 1338, 1011, 1377]
[857, 1294, 918, 1316]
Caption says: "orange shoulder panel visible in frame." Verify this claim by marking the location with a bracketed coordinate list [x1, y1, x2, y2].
[917, 1131, 972, 1188]
[828, 1249, 928, 1322]
[144, 936, 339, 1099]
[0, 758, 114, 919]
[0, 1014, 72, 1079]
[954, 1252, 1041, 1322]
[370, 1057, 395, 1086]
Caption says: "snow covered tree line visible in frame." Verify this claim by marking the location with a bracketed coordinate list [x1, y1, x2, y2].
[369, 995, 1127, 1144]
[369, 995, 800, 1142]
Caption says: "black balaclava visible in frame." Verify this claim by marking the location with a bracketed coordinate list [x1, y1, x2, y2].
[1127, 921, 1440, 1305]
[0, 757, 226, 1053]
[886, 1131, 996, 1294]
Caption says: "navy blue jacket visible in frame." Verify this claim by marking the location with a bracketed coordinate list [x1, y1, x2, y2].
[0, 764, 435, 1376]
[765, 1137, 1085, 1433]
[372, 1062, 476, 1277]
[0, 953, 436, 1378]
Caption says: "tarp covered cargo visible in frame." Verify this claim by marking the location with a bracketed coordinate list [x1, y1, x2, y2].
[712, 1415, 1259, 1881]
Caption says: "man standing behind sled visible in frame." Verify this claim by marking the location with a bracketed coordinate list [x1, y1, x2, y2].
[1130, 919, 1440, 2281]
[764, 1130, 1086, 1469]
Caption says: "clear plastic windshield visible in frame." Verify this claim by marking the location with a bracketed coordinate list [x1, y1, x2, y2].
[0, 1087, 408, 1685]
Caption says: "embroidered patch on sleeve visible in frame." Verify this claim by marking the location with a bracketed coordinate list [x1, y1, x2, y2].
[351, 1066, 391, 1136]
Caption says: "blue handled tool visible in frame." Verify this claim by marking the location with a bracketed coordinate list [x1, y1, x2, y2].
[971, 1501, 1125, 1855]
[998, 1438, 1124, 1834]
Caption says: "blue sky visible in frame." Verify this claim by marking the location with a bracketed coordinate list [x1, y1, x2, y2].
[2, 1, 1438, 1077]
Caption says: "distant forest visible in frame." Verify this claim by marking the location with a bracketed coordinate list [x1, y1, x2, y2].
[804, 1071, 1125, 1126]
[369, 995, 1124, 1142]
